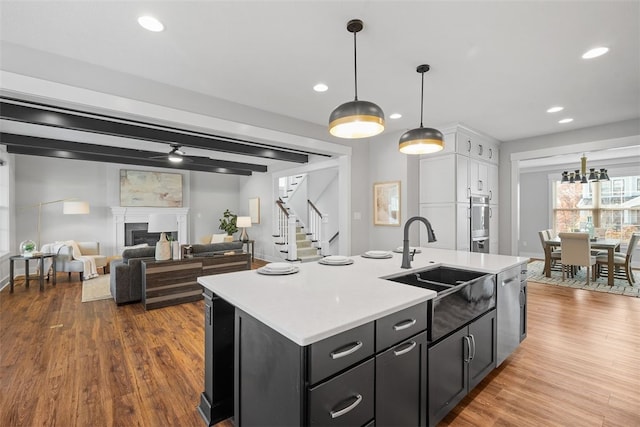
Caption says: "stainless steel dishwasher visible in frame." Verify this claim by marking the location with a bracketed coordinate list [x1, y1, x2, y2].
[496, 263, 527, 366]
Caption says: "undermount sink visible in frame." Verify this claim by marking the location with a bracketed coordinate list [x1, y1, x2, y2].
[384, 266, 496, 342]
[385, 266, 488, 295]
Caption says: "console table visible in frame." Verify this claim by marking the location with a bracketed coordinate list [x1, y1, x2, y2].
[142, 252, 251, 310]
[9, 253, 56, 293]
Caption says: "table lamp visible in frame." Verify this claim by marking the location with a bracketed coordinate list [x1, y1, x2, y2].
[237, 216, 252, 242]
[147, 214, 177, 261]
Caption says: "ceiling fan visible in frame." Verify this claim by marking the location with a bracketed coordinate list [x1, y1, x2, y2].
[150, 144, 193, 163]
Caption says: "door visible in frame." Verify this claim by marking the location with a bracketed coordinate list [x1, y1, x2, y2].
[468, 310, 497, 389]
[420, 204, 456, 250]
[427, 327, 468, 427]
[376, 332, 427, 427]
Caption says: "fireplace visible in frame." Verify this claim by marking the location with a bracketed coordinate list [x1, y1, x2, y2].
[111, 207, 189, 252]
[125, 222, 178, 247]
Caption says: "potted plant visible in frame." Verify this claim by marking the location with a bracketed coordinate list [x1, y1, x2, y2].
[219, 209, 238, 241]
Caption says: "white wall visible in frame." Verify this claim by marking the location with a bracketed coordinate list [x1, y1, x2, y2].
[12, 155, 241, 260]
[368, 130, 419, 250]
[518, 170, 552, 258]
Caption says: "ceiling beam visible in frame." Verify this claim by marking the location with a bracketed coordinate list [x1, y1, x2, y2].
[0, 99, 310, 163]
[1, 133, 258, 175]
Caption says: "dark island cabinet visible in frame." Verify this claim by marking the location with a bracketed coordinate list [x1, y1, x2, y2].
[427, 309, 496, 426]
[376, 331, 428, 427]
[228, 303, 428, 427]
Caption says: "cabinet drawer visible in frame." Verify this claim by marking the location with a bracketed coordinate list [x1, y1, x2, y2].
[376, 302, 427, 351]
[308, 358, 374, 427]
[309, 322, 374, 384]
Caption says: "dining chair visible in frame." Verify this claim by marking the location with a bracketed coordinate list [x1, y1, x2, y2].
[539, 230, 561, 274]
[596, 232, 640, 286]
[559, 232, 596, 285]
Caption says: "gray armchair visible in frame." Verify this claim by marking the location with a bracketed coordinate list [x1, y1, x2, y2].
[55, 241, 107, 281]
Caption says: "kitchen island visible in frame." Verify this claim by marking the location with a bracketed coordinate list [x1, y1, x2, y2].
[197, 248, 528, 426]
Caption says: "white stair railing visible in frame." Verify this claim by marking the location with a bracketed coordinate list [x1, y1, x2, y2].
[287, 215, 298, 261]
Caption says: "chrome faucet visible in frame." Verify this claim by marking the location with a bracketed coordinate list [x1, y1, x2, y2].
[401, 216, 437, 269]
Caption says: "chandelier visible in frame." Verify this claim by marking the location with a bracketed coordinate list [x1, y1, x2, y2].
[561, 154, 610, 184]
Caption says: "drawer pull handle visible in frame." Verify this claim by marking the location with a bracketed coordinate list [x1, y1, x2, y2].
[330, 394, 363, 419]
[393, 341, 417, 356]
[393, 318, 417, 331]
[330, 341, 363, 359]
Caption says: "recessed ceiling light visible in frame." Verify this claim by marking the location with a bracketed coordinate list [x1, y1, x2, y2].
[582, 47, 609, 59]
[558, 118, 574, 124]
[138, 16, 164, 32]
[313, 83, 328, 92]
[389, 113, 402, 119]
[547, 106, 564, 113]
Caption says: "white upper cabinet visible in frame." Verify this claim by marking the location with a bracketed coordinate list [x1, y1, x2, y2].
[420, 155, 457, 203]
[488, 163, 499, 205]
[418, 124, 500, 252]
[455, 129, 499, 165]
[456, 155, 470, 203]
[469, 159, 489, 196]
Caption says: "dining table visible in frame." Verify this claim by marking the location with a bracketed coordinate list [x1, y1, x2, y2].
[544, 237, 621, 286]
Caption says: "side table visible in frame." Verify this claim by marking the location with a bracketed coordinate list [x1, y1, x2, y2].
[9, 253, 57, 293]
[237, 240, 255, 261]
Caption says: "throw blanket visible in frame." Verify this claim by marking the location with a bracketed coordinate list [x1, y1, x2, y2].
[65, 240, 99, 280]
[39, 241, 66, 276]
[39, 241, 99, 280]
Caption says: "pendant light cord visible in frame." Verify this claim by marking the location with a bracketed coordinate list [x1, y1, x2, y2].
[353, 31, 358, 101]
[419, 70, 425, 128]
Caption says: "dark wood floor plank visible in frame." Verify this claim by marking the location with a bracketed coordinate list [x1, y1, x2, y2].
[1, 263, 639, 426]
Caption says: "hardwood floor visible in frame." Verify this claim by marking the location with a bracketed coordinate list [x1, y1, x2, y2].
[1, 263, 638, 426]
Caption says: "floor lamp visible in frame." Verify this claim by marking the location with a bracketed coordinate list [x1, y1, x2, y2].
[26, 199, 90, 249]
[147, 214, 177, 261]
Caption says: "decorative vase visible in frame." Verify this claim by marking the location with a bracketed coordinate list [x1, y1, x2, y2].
[224, 235, 234, 242]
[155, 233, 171, 261]
[20, 240, 37, 257]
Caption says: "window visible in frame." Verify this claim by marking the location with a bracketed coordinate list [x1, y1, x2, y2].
[0, 157, 8, 254]
[553, 173, 640, 242]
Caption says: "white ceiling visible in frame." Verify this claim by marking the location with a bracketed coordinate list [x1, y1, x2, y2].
[0, 1, 639, 156]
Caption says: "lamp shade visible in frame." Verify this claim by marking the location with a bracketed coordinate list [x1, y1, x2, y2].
[147, 214, 177, 232]
[398, 127, 444, 154]
[63, 201, 90, 214]
[236, 216, 252, 228]
[329, 100, 385, 139]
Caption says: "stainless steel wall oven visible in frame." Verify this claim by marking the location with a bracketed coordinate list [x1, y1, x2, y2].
[470, 196, 490, 253]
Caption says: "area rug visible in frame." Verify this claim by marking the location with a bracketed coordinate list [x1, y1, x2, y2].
[81, 274, 112, 302]
[526, 260, 639, 298]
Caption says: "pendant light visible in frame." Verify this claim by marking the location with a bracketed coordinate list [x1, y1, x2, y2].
[398, 64, 444, 154]
[329, 19, 385, 139]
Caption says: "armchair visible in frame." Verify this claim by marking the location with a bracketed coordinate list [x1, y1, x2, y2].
[55, 241, 107, 281]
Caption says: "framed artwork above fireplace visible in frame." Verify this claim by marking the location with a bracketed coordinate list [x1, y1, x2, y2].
[120, 169, 183, 207]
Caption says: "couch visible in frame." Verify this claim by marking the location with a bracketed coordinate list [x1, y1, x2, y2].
[110, 241, 245, 305]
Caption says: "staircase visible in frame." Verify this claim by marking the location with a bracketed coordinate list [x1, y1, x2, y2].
[294, 225, 322, 262]
[274, 197, 322, 263]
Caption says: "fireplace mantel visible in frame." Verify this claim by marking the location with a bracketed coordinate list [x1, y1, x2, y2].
[111, 207, 189, 253]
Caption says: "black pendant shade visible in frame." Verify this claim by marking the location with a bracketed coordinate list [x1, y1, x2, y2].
[328, 19, 385, 139]
[399, 64, 444, 154]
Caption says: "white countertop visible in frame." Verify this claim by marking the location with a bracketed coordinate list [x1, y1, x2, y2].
[197, 248, 528, 346]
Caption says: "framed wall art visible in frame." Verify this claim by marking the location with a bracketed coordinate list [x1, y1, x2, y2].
[120, 169, 183, 207]
[373, 181, 401, 226]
